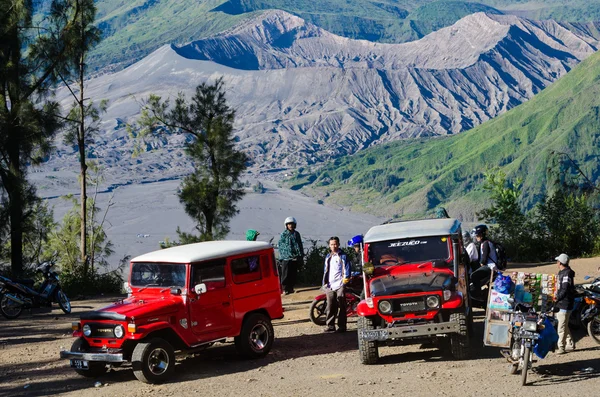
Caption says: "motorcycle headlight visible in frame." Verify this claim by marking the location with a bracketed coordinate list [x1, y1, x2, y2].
[114, 325, 124, 338]
[82, 324, 91, 337]
[378, 300, 392, 314]
[426, 295, 440, 308]
[524, 320, 537, 332]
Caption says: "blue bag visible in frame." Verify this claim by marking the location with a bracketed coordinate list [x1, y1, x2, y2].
[494, 273, 513, 294]
[533, 317, 559, 359]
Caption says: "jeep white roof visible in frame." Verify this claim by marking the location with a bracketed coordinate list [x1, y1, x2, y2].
[364, 218, 461, 243]
[131, 241, 273, 263]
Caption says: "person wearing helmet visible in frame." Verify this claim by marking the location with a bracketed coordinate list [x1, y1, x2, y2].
[348, 235, 364, 256]
[469, 224, 498, 298]
[278, 217, 304, 295]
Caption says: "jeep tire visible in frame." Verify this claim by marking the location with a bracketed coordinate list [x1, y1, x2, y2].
[132, 338, 176, 384]
[449, 312, 470, 359]
[235, 313, 274, 358]
[357, 316, 379, 365]
[70, 338, 108, 378]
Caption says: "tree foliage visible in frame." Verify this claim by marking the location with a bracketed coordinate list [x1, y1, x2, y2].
[137, 78, 248, 242]
[0, 0, 94, 275]
[478, 169, 600, 261]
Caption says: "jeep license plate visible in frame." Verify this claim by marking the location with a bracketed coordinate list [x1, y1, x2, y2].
[360, 329, 388, 341]
[70, 359, 89, 370]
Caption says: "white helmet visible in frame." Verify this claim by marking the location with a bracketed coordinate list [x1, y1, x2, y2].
[284, 216, 297, 226]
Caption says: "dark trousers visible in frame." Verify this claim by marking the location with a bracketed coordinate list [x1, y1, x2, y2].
[325, 285, 347, 331]
[470, 266, 492, 296]
[280, 259, 299, 293]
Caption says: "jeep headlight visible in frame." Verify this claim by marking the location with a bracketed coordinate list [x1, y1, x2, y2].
[523, 320, 537, 332]
[82, 324, 91, 337]
[114, 325, 125, 338]
[378, 300, 392, 314]
[426, 295, 440, 308]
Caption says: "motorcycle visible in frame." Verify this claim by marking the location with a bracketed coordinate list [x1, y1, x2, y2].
[501, 303, 558, 386]
[581, 288, 600, 344]
[0, 259, 71, 319]
[309, 271, 363, 326]
[569, 275, 600, 329]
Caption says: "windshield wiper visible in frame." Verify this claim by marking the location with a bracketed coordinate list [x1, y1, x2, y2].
[159, 285, 181, 293]
[138, 283, 159, 292]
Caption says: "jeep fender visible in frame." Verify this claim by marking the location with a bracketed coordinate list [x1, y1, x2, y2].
[357, 300, 378, 317]
[441, 293, 463, 310]
[133, 322, 187, 349]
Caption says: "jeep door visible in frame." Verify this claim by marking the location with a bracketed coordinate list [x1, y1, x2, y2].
[189, 258, 234, 338]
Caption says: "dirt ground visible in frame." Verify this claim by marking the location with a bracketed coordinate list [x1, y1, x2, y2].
[1, 258, 599, 397]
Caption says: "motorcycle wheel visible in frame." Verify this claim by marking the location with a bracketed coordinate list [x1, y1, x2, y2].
[521, 345, 531, 386]
[0, 293, 24, 320]
[309, 299, 327, 326]
[587, 316, 600, 345]
[55, 289, 71, 314]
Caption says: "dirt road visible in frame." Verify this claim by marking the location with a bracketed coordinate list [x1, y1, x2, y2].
[1, 259, 599, 397]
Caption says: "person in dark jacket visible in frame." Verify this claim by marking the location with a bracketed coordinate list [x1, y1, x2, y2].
[322, 236, 351, 333]
[278, 217, 304, 295]
[555, 253, 576, 354]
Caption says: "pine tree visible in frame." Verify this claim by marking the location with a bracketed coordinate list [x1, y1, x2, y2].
[138, 78, 248, 241]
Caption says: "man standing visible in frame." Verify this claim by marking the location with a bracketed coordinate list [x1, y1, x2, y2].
[323, 236, 351, 333]
[469, 224, 497, 298]
[555, 253, 576, 354]
[278, 217, 304, 295]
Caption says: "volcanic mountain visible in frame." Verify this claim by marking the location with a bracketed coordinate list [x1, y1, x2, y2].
[49, 10, 599, 182]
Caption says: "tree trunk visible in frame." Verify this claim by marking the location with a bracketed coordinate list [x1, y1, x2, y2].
[9, 180, 24, 276]
[79, 37, 88, 275]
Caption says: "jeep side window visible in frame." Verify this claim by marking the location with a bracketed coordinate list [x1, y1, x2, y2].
[231, 255, 262, 284]
[191, 259, 226, 291]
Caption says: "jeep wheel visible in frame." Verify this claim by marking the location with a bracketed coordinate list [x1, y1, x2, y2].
[132, 338, 176, 384]
[70, 338, 108, 378]
[449, 312, 470, 359]
[357, 316, 379, 365]
[235, 313, 274, 358]
[309, 299, 327, 326]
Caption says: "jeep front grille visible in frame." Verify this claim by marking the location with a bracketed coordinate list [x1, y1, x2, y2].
[89, 323, 117, 338]
[391, 297, 427, 314]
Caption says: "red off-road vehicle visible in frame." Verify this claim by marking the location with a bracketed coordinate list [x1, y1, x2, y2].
[60, 241, 283, 383]
[357, 218, 472, 364]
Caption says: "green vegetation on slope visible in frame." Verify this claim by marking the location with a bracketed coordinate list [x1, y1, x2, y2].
[291, 50, 600, 220]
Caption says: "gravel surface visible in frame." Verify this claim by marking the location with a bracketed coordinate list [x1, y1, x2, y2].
[1, 260, 599, 397]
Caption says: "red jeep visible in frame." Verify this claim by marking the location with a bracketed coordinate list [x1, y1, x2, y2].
[60, 241, 283, 383]
[357, 218, 472, 364]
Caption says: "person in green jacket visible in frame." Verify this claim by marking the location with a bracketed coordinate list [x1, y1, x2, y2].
[246, 229, 260, 241]
[278, 217, 304, 295]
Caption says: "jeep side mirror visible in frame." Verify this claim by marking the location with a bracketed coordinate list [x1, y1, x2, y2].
[194, 283, 207, 295]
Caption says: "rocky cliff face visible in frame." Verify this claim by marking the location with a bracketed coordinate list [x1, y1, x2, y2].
[49, 11, 599, 183]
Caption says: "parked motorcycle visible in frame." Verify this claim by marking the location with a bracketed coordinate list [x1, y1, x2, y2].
[501, 303, 557, 386]
[309, 271, 363, 326]
[569, 275, 600, 329]
[581, 288, 600, 344]
[0, 260, 71, 319]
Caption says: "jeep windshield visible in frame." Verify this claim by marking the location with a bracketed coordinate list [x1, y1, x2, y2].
[130, 262, 186, 288]
[369, 236, 450, 267]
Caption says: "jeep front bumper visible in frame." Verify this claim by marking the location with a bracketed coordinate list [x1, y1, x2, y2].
[60, 350, 125, 362]
[359, 320, 461, 341]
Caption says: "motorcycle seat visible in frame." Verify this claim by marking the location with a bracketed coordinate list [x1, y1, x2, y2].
[14, 279, 35, 287]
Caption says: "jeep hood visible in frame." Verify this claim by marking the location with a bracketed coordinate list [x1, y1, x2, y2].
[81, 295, 183, 321]
[370, 271, 452, 297]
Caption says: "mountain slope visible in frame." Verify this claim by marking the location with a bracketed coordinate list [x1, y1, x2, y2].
[50, 11, 600, 178]
[291, 47, 600, 220]
[81, 1, 600, 73]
